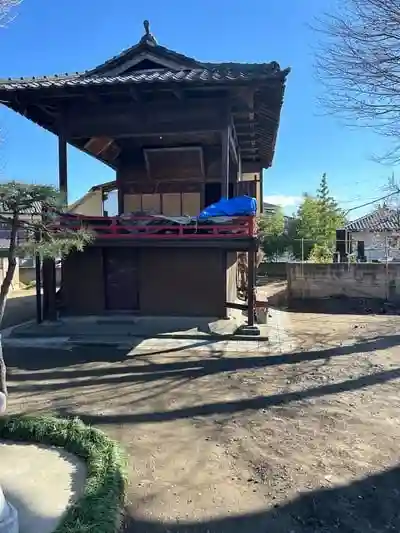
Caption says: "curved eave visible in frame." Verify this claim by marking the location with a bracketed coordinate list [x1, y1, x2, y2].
[0, 72, 289, 169]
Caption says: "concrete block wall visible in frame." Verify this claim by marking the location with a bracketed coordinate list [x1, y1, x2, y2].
[19, 266, 61, 287]
[258, 262, 287, 279]
[0, 257, 19, 291]
[287, 263, 400, 301]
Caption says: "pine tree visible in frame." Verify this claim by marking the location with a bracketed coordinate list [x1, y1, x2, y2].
[0, 182, 93, 400]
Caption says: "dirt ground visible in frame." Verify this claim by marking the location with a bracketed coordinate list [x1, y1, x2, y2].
[4, 282, 400, 532]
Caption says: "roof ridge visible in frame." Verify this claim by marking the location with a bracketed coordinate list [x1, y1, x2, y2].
[0, 62, 287, 84]
[0, 64, 288, 90]
[86, 41, 202, 77]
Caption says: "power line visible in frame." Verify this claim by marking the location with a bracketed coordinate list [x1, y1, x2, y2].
[344, 191, 399, 216]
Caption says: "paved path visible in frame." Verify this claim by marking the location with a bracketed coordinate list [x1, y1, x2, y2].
[0, 441, 86, 533]
[2, 289, 36, 330]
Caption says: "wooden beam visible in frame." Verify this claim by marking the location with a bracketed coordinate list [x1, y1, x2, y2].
[68, 114, 224, 139]
[64, 100, 227, 138]
[242, 161, 261, 173]
[221, 126, 229, 199]
[84, 137, 113, 156]
[226, 301, 247, 311]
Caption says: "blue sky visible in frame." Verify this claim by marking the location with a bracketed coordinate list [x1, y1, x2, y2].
[0, 0, 394, 217]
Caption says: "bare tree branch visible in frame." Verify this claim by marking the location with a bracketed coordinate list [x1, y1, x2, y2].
[313, 0, 400, 163]
[0, 0, 21, 27]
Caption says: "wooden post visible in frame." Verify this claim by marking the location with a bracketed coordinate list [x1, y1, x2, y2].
[247, 249, 256, 327]
[221, 126, 230, 199]
[35, 231, 42, 324]
[259, 168, 264, 214]
[58, 132, 68, 205]
[43, 130, 67, 322]
[42, 259, 57, 321]
[238, 149, 242, 182]
[35, 254, 42, 324]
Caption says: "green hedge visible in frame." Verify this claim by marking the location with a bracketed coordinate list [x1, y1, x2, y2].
[0, 415, 126, 533]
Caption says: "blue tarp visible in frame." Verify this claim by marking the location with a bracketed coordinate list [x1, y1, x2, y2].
[198, 196, 257, 219]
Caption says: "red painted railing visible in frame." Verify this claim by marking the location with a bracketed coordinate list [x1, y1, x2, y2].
[60, 214, 257, 240]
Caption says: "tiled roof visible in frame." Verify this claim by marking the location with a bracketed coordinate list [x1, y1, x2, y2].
[263, 202, 279, 212]
[87, 40, 202, 75]
[0, 201, 42, 215]
[345, 208, 400, 232]
[0, 63, 287, 92]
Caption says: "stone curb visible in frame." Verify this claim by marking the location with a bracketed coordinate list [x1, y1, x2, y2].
[3, 335, 272, 350]
[9, 331, 269, 342]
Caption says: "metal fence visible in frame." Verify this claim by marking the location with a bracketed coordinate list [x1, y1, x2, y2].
[262, 237, 400, 264]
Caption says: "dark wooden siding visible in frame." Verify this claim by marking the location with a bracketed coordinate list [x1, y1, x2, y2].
[139, 248, 226, 317]
[62, 246, 228, 317]
[62, 247, 105, 314]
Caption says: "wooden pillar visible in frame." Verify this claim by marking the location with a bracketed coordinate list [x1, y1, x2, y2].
[116, 170, 124, 215]
[221, 126, 230, 199]
[42, 259, 57, 321]
[259, 168, 264, 214]
[118, 188, 124, 215]
[43, 132, 67, 322]
[35, 242, 42, 324]
[247, 249, 256, 327]
[58, 132, 68, 205]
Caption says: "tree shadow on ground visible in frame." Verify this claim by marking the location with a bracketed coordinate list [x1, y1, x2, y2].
[52, 364, 400, 426]
[3, 338, 229, 373]
[123, 464, 400, 532]
[6, 332, 400, 386]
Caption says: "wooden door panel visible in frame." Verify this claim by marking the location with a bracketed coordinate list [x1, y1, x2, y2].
[105, 248, 139, 311]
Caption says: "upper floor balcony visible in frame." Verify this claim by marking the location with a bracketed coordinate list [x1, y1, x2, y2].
[60, 213, 257, 247]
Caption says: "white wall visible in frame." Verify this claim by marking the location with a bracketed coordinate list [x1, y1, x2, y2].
[69, 190, 103, 216]
[351, 230, 400, 261]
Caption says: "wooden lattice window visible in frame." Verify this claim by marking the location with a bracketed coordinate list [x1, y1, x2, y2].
[144, 147, 204, 180]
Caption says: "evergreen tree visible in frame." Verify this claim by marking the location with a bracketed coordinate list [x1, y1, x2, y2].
[0, 182, 93, 400]
[258, 208, 290, 261]
[292, 174, 345, 260]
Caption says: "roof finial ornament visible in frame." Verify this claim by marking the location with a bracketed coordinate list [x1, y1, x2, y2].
[140, 19, 158, 46]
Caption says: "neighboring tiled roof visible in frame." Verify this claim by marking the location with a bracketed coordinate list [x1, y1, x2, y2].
[0, 201, 42, 215]
[263, 202, 279, 212]
[345, 208, 400, 232]
[0, 63, 287, 92]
